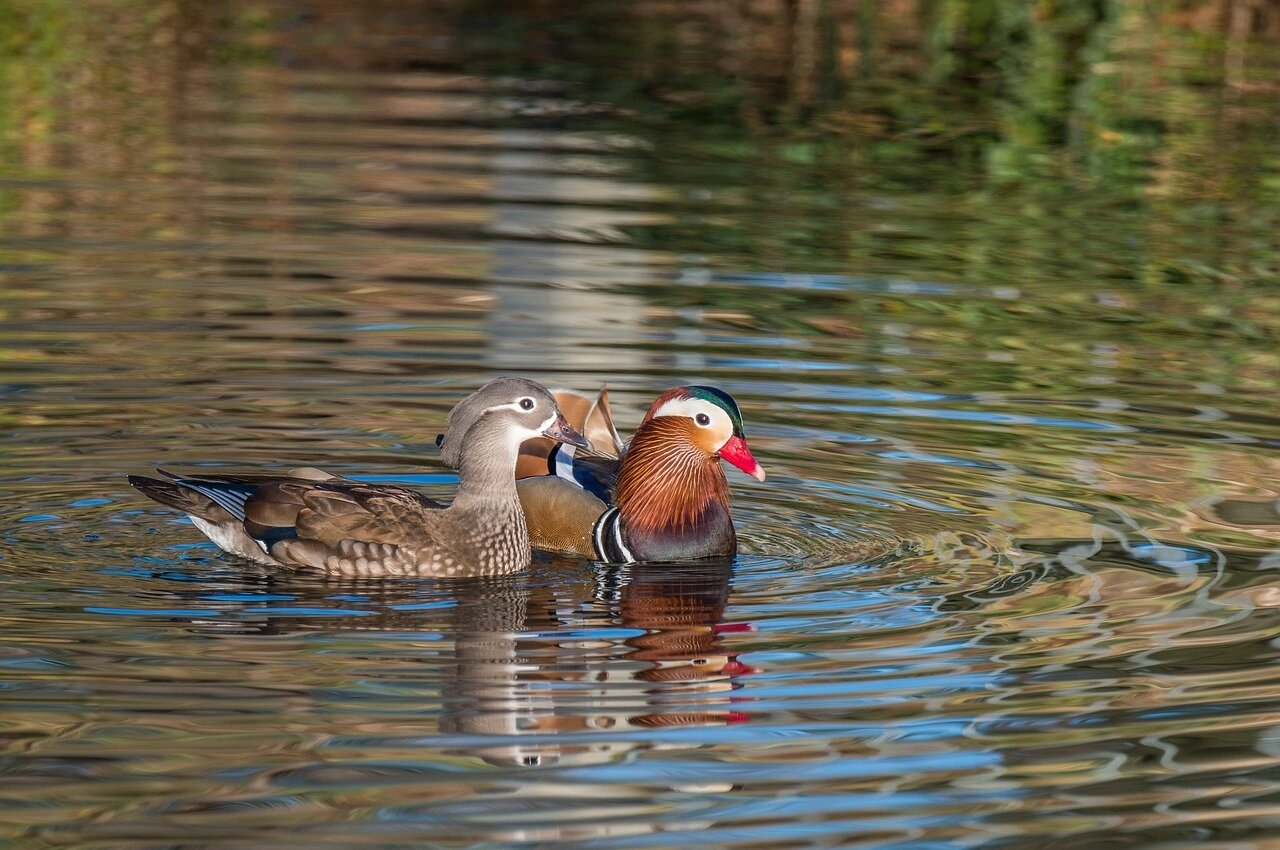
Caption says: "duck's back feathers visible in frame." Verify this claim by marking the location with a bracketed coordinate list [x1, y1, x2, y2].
[128, 471, 484, 575]
[263, 483, 449, 575]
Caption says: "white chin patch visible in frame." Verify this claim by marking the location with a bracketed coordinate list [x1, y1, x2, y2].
[512, 411, 558, 447]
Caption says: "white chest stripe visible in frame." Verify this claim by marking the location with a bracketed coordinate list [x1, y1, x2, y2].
[592, 508, 612, 561]
[611, 516, 634, 563]
[554, 443, 577, 481]
[592, 507, 635, 564]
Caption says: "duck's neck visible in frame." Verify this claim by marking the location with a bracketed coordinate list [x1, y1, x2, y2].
[451, 435, 530, 570]
[453, 436, 522, 508]
[615, 418, 732, 550]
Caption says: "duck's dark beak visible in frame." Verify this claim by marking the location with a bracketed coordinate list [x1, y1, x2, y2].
[543, 415, 589, 449]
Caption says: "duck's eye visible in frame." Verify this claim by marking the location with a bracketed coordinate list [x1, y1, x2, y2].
[519, 397, 535, 411]
[695, 413, 711, 426]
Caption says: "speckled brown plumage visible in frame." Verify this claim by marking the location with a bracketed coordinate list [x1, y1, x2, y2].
[129, 377, 586, 578]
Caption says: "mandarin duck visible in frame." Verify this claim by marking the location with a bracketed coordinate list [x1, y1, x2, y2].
[500, 385, 766, 563]
[128, 377, 588, 578]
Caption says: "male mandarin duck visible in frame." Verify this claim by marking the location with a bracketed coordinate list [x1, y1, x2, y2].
[499, 385, 766, 563]
[128, 377, 588, 578]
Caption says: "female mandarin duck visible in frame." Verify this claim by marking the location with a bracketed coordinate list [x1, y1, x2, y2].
[503, 385, 766, 563]
[128, 377, 588, 578]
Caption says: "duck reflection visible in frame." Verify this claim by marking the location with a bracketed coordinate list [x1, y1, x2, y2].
[439, 559, 750, 768]
[614, 562, 754, 688]
[240, 557, 752, 769]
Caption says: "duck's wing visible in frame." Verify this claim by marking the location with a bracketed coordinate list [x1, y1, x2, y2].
[556, 387, 623, 501]
[286, 467, 348, 481]
[263, 482, 445, 573]
[516, 475, 606, 558]
[559, 453, 620, 502]
[129, 471, 446, 572]
[128, 473, 279, 564]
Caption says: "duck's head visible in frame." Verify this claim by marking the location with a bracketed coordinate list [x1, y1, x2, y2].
[437, 377, 588, 467]
[641, 385, 765, 482]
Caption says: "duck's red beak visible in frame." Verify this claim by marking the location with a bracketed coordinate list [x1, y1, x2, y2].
[719, 435, 766, 482]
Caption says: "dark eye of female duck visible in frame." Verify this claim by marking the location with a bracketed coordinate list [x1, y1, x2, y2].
[519, 397, 535, 410]
[695, 413, 710, 426]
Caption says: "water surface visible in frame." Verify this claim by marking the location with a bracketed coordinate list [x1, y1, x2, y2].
[2, 3, 1280, 847]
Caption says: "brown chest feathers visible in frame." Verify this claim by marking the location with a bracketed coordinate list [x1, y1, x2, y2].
[615, 417, 732, 540]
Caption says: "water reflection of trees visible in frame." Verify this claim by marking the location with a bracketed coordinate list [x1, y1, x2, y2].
[4, 0, 1279, 289]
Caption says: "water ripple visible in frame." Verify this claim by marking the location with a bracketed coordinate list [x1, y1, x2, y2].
[0, 16, 1276, 850]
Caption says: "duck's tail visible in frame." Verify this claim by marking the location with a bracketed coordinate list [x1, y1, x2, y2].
[127, 472, 231, 522]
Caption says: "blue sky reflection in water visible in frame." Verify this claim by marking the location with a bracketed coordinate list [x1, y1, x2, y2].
[1, 1, 1280, 847]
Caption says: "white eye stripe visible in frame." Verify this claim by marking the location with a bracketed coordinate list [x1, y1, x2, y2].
[650, 397, 733, 450]
[652, 397, 714, 420]
[481, 401, 558, 443]
[483, 399, 541, 415]
[652, 398, 728, 426]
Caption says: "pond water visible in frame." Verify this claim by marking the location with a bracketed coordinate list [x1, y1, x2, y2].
[3, 2, 1280, 847]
